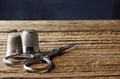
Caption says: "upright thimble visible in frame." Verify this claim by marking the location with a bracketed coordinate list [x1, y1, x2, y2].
[6, 34, 23, 57]
[22, 29, 39, 54]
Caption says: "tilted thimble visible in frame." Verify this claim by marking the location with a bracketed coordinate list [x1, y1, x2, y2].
[22, 29, 39, 54]
[6, 34, 23, 57]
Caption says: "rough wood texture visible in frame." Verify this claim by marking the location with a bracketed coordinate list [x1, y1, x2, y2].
[0, 20, 120, 79]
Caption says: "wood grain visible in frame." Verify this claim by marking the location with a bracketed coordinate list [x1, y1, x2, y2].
[0, 20, 120, 79]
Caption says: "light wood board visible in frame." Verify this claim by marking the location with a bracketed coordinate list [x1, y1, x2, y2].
[0, 20, 120, 79]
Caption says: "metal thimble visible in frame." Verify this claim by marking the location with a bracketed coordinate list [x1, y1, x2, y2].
[6, 34, 23, 57]
[22, 29, 39, 54]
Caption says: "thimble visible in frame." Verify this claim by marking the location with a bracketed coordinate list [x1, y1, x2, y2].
[6, 34, 23, 57]
[22, 29, 39, 54]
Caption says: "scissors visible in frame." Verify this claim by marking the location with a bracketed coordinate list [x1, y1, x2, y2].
[3, 43, 76, 72]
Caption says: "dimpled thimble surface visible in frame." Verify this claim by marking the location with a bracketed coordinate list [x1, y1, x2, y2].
[22, 29, 39, 54]
[6, 34, 23, 57]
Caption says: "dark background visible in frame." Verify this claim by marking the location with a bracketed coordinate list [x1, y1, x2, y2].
[0, 0, 119, 20]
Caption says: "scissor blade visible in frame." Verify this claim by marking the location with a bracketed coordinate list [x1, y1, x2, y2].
[60, 43, 77, 50]
[48, 43, 77, 57]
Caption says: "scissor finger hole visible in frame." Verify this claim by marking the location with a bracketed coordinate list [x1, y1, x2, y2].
[29, 61, 48, 69]
[7, 57, 25, 62]
[3, 55, 27, 66]
[23, 57, 53, 72]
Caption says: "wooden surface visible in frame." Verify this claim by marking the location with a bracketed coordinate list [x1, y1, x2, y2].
[0, 20, 120, 79]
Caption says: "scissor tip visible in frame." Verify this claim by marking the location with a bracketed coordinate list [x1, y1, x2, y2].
[65, 43, 77, 49]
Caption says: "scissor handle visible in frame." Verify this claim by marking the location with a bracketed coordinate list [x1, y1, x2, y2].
[23, 57, 53, 73]
[3, 55, 21, 66]
[3, 54, 32, 66]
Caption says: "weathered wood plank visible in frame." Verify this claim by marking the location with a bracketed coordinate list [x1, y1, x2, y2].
[0, 20, 120, 79]
[0, 20, 120, 32]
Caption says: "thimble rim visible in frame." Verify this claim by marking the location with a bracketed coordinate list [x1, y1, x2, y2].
[8, 33, 21, 37]
[23, 29, 37, 33]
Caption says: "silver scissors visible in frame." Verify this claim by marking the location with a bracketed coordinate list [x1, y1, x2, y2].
[3, 43, 76, 72]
